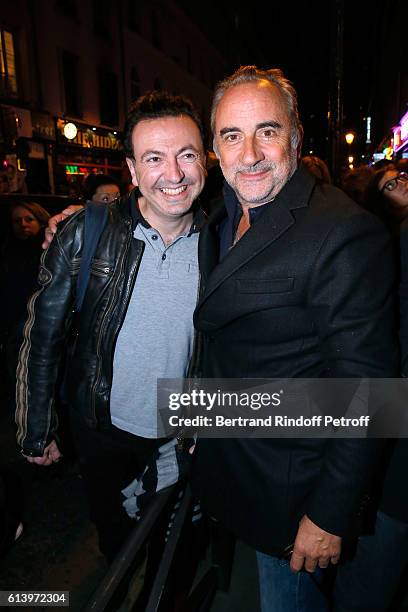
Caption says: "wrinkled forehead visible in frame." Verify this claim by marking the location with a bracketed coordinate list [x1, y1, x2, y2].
[131, 115, 204, 156]
[214, 81, 288, 132]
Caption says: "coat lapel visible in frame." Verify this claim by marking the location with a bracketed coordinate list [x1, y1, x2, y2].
[200, 202, 295, 303]
[198, 165, 315, 306]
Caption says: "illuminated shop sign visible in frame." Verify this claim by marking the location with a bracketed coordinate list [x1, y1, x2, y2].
[65, 165, 79, 174]
[57, 119, 122, 151]
[393, 110, 408, 153]
[65, 165, 102, 175]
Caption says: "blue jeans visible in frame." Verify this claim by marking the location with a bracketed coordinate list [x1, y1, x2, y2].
[333, 511, 408, 612]
[256, 552, 331, 612]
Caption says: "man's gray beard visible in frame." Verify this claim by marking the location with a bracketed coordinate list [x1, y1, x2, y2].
[228, 154, 298, 204]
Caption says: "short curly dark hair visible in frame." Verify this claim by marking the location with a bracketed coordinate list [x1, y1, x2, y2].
[123, 90, 205, 158]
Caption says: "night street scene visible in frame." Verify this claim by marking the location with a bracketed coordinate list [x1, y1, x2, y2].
[0, 1, 408, 610]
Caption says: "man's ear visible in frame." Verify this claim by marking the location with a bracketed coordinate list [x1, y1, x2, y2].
[126, 157, 138, 187]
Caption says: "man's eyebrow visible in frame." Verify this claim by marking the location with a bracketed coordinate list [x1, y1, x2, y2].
[141, 145, 201, 158]
[219, 121, 282, 137]
[219, 126, 241, 137]
[141, 149, 162, 159]
[256, 121, 282, 130]
[176, 145, 201, 155]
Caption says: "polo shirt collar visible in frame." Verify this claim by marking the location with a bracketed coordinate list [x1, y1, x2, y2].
[129, 187, 205, 236]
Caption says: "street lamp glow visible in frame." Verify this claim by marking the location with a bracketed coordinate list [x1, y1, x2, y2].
[348, 156, 354, 163]
[345, 132, 355, 145]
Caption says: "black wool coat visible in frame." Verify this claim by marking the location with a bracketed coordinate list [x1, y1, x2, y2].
[192, 165, 398, 555]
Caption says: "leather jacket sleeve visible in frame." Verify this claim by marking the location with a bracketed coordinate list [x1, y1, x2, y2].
[15, 214, 83, 456]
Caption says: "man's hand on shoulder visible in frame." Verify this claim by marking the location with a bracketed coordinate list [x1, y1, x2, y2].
[42, 204, 84, 249]
[290, 514, 341, 573]
[24, 440, 62, 466]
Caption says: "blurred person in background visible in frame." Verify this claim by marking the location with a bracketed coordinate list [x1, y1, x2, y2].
[333, 162, 408, 611]
[363, 164, 408, 233]
[302, 155, 332, 184]
[41, 174, 122, 245]
[82, 173, 121, 204]
[0, 202, 50, 408]
[3, 163, 28, 194]
[340, 165, 374, 207]
[397, 158, 408, 174]
[0, 202, 47, 562]
[377, 165, 408, 222]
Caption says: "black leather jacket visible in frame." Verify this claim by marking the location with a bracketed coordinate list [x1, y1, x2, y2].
[16, 191, 203, 457]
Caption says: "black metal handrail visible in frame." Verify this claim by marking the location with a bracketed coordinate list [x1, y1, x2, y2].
[83, 481, 227, 612]
[83, 485, 176, 612]
[145, 485, 192, 611]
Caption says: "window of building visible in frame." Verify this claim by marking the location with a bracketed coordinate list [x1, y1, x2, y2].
[61, 49, 81, 117]
[98, 70, 119, 126]
[130, 66, 140, 101]
[0, 30, 18, 97]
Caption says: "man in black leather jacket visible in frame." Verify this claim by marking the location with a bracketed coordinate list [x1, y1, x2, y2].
[15, 91, 207, 558]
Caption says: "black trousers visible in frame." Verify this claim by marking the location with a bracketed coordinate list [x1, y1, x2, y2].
[70, 410, 166, 561]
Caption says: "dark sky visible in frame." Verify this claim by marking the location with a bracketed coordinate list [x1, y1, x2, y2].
[180, 0, 397, 157]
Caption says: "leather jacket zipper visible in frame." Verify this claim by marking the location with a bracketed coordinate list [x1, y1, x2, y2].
[109, 243, 144, 356]
[90, 222, 133, 423]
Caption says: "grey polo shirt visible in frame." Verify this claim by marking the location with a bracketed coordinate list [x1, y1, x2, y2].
[109, 221, 199, 438]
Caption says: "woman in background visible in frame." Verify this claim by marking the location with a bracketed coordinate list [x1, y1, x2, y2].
[0, 201, 50, 406]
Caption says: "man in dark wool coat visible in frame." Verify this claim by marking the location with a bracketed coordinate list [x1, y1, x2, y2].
[192, 65, 398, 612]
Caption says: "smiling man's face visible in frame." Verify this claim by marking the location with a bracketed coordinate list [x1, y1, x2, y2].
[213, 80, 298, 208]
[126, 115, 206, 223]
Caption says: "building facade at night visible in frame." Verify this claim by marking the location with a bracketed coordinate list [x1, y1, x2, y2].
[0, 0, 226, 194]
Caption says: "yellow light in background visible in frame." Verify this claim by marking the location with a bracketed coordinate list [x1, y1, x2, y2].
[383, 146, 393, 161]
[345, 132, 355, 145]
[348, 156, 354, 163]
[63, 122, 77, 140]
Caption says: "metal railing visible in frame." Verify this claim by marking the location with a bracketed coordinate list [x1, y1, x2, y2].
[83, 481, 235, 611]
[83, 485, 176, 611]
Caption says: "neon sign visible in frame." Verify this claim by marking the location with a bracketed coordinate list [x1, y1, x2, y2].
[393, 110, 408, 153]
